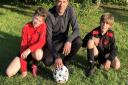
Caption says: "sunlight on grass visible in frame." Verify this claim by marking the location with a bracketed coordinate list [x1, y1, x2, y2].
[0, 2, 128, 85]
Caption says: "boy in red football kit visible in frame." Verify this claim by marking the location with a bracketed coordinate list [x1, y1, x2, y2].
[6, 7, 48, 78]
[82, 13, 120, 77]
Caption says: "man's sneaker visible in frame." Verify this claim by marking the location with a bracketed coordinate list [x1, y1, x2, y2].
[32, 64, 37, 77]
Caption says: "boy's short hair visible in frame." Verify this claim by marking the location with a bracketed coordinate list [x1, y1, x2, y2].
[100, 12, 114, 26]
[34, 7, 48, 19]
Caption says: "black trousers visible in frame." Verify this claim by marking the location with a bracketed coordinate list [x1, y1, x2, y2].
[43, 36, 82, 66]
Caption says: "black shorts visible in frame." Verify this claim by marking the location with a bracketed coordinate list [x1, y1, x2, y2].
[94, 46, 109, 64]
[94, 54, 107, 64]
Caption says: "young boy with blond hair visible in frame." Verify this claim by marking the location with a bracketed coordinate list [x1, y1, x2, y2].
[82, 13, 120, 76]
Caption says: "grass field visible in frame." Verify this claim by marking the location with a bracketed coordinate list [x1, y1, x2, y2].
[0, 2, 128, 85]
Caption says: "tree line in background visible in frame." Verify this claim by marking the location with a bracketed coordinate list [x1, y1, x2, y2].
[3, 0, 128, 6]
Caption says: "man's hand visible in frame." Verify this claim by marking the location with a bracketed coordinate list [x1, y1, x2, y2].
[21, 49, 31, 59]
[63, 41, 72, 56]
[103, 60, 111, 71]
[54, 58, 64, 69]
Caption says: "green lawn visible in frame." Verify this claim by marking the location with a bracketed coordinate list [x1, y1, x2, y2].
[0, 2, 128, 85]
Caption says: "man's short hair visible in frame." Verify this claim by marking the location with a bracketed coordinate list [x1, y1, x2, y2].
[100, 12, 114, 26]
[55, 0, 69, 2]
[34, 7, 48, 19]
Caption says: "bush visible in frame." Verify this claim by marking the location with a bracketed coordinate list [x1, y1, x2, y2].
[101, 0, 128, 6]
[70, 0, 93, 17]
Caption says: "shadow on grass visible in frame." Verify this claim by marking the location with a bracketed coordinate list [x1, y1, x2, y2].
[0, 0, 53, 17]
[0, 1, 33, 16]
[71, 54, 87, 70]
[0, 31, 55, 81]
[102, 7, 128, 25]
[0, 12, 4, 15]
[63, 50, 88, 73]
[37, 65, 54, 82]
[0, 31, 20, 76]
